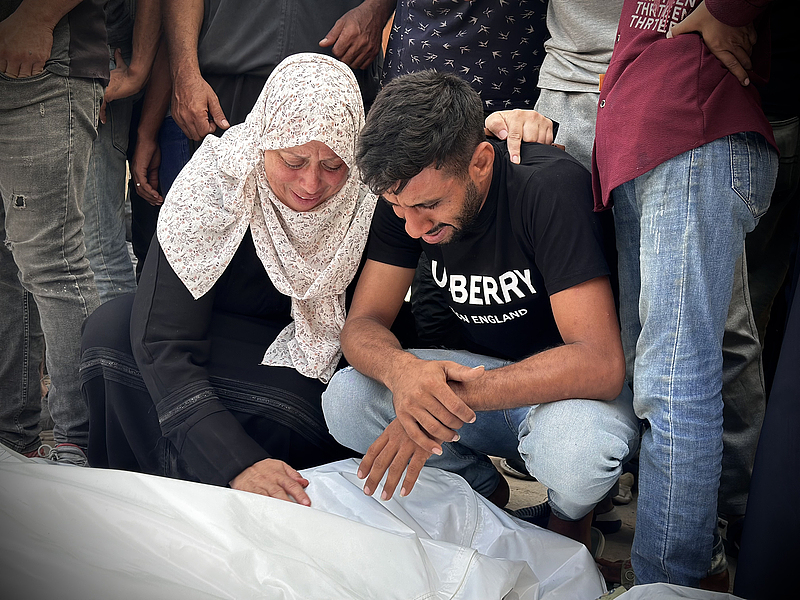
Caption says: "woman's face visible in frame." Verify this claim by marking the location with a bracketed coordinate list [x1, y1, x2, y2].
[263, 140, 349, 212]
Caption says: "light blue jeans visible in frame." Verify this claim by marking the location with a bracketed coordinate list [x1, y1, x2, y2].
[0, 71, 102, 451]
[613, 132, 778, 586]
[323, 348, 640, 521]
[82, 49, 137, 302]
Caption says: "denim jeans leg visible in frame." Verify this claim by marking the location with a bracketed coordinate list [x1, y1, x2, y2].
[613, 133, 778, 586]
[323, 349, 514, 498]
[518, 385, 640, 521]
[0, 72, 102, 449]
[157, 115, 192, 194]
[0, 216, 44, 453]
[82, 92, 137, 303]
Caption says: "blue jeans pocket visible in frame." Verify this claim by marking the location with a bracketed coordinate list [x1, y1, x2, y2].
[729, 131, 777, 219]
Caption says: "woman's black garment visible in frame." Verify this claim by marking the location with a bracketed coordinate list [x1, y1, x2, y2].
[81, 231, 354, 487]
[733, 258, 800, 600]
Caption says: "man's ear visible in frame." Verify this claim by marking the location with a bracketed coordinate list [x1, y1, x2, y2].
[469, 141, 494, 183]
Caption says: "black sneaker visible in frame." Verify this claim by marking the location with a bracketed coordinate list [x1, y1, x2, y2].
[505, 501, 551, 527]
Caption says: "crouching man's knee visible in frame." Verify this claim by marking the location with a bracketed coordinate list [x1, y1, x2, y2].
[322, 366, 397, 455]
[519, 391, 639, 520]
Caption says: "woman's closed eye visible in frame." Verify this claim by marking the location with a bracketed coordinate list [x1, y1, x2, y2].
[282, 158, 305, 169]
[322, 161, 345, 172]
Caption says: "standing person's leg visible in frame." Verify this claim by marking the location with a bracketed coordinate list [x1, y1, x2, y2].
[82, 87, 137, 302]
[613, 133, 777, 586]
[82, 46, 137, 302]
[0, 72, 102, 458]
[719, 252, 765, 521]
[0, 207, 44, 454]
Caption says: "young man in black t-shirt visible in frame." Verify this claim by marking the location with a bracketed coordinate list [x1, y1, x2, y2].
[322, 71, 639, 548]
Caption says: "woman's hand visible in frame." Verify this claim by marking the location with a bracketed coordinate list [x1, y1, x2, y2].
[230, 458, 311, 506]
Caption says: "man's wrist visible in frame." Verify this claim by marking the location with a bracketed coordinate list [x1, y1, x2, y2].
[363, 0, 396, 23]
[382, 350, 420, 394]
[124, 63, 150, 88]
[171, 61, 203, 88]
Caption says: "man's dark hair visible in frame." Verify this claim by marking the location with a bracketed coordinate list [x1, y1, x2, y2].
[356, 70, 486, 195]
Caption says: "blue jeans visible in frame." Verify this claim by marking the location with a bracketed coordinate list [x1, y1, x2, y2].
[158, 115, 191, 193]
[613, 132, 778, 586]
[323, 348, 640, 521]
[82, 49, 138, 303]
[0, 71, 102, 450]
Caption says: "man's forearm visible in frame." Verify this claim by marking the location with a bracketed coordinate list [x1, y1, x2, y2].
[340, 316, 420, 393]
[128, 0, 162, 79]
[138, 41, 171, 139]
[454, 340, 625, 412]
[360, 0, 396, 26]
[163, 0, 203, 79]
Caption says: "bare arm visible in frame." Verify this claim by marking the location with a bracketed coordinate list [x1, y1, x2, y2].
[341, 259, 482, 455]
[342, 259, 469, 500]
[340, 259, 416, 389]
[163, 0, 228, 139]
[319, 0, 395, 70]
[100, 0, 163, 122]
[130, 40, 172, 205]
[0, 0, 82, 77]
[356, 275, 624, 500]
[451, 276, 626, 410]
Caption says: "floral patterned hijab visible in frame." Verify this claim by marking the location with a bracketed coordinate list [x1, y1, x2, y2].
[157, 53, 377, 382]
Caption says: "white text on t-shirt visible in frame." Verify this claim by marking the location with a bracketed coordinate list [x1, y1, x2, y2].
[431, 259, 537, 305]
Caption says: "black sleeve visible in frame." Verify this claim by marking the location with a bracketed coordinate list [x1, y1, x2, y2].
[130, 237, 269, 486]
[365, 198, 422, 269]
[519, 153, 610, 295]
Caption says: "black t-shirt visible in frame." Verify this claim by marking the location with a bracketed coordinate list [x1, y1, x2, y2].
[367, 140, 609, 361]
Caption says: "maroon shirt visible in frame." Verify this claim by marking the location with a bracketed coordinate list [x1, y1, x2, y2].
[592, 0, 776, 210]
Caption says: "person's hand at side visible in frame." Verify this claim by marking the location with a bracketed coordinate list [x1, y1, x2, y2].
[388, 358, 482, 455]
[131, 134, 163, 205]
[171, 69, 229, 140]
[230, 458, 311, 505]
[358, 418, 433, 500]
[484, 109, 554, 164]
[319, 0, 394, 70]
[100, 49, 150, 124]
[667, 0, 757, 86]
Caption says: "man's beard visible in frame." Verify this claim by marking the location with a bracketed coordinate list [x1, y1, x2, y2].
[444, 179, 483, 244]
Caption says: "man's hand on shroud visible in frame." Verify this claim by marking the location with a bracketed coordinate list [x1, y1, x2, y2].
[358, 418, 433, 500]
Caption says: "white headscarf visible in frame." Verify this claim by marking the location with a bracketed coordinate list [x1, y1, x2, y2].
[156, 53, 377, 383]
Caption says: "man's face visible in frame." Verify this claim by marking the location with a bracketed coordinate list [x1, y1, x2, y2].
[382, 166, 486, 245]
